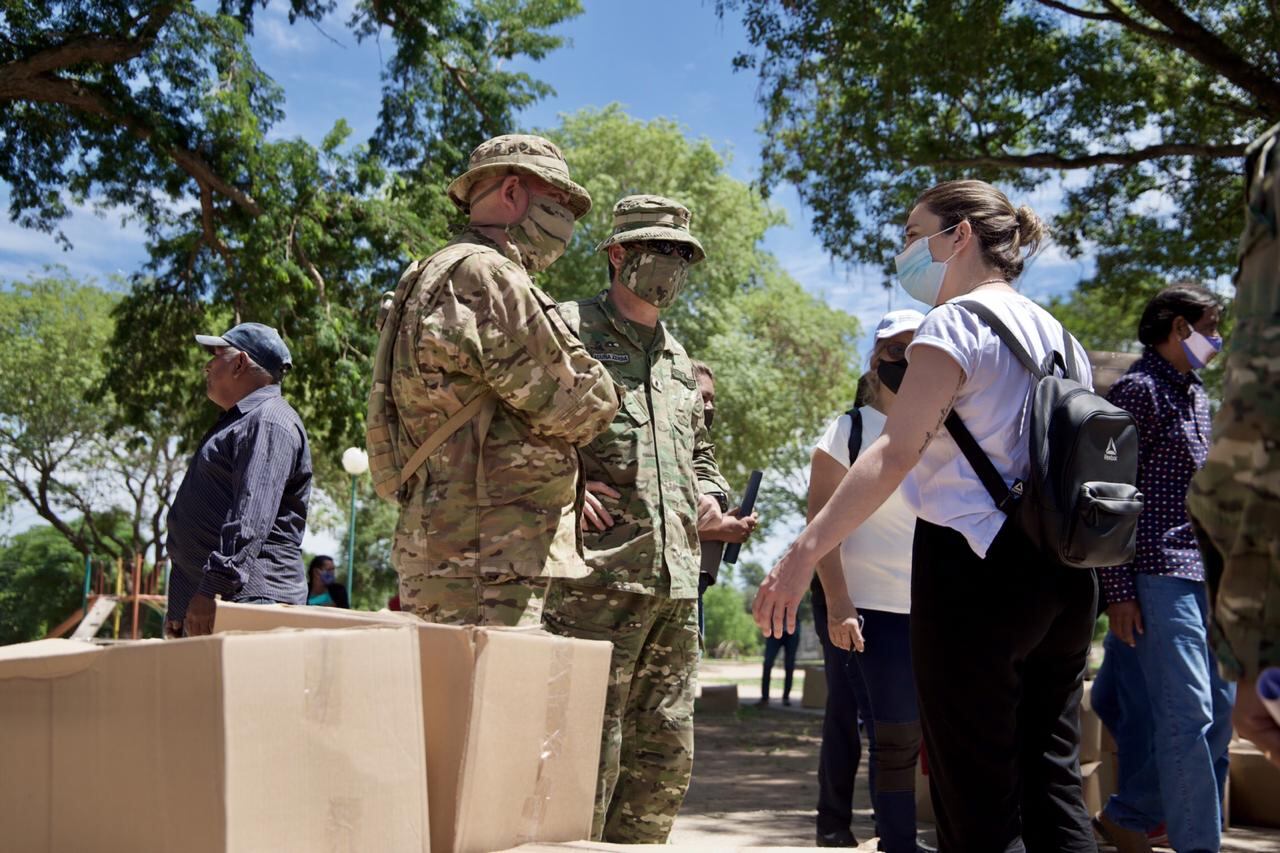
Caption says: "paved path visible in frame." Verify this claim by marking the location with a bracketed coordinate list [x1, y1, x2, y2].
[673, 662, 1280, 851]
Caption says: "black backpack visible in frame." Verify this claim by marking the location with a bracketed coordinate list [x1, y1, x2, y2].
[946, 300, 1144, 569]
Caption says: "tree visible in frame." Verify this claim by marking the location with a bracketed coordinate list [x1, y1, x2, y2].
[0, 524, 88, 644]
[717, 0, 1274, 293]
[2, 0, 584, 472]
[703, 582, 763, 658]
[543, 106, 862, 519]
[0, 271, 181, 566]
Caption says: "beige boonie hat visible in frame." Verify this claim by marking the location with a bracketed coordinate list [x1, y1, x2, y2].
[595, 194, 706, 263]
[447, 133, 592, 219]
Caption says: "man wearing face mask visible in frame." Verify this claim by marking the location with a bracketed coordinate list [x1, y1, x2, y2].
[1091, 283, 1234, 853]
[542, 195, 730, 844]
[367, 134, 620, 628]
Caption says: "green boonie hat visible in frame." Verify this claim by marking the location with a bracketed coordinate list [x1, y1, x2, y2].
[447, 133, 592, 219]
[595, 194, 706, 263]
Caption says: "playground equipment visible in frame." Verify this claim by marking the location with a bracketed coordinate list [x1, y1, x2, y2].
[45, 553, 167, 641]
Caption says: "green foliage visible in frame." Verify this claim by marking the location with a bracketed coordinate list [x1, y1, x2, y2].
[0, 271, 184, 562]
[2, 1, 582, 494]
[703, 583, 762, 658]
[0, 525, 86, 645]
[543, 107, 862, 519]
[718, 0, 1275, 293]
[340, 486, 402, 610]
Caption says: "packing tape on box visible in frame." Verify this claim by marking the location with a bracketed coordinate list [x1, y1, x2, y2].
[517, 637, 576, 841]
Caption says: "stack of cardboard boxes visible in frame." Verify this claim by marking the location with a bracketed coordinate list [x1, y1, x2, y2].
[0, 603, 613, 852]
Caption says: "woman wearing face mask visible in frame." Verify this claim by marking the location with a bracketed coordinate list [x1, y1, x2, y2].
[754, 179, 1097, 851]
[808, 310, 928, 851]
[1090, 284, 1233, 853]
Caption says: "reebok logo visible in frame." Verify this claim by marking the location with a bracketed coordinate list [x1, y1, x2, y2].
[1104, 437, 1118, 462]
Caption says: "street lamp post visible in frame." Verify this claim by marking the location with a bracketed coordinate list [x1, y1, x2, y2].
[341, 447, 369, 603]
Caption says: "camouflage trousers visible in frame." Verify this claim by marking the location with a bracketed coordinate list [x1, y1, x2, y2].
[399, 572, 549, 627]
[542, 580, 698, 844]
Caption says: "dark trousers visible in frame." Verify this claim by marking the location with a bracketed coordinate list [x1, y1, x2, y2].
[813, 585, 921, 851]
[912, 519, 1098, 853]
[762, 628, 800, 701]
[813, 584, 863, 836]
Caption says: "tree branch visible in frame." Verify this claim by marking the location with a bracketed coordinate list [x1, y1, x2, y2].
[1, 5, 177, 77]
[1032, 0, 1121, 23]
[932, 141, 1247, 170]
[1126, 0, 1280, 115]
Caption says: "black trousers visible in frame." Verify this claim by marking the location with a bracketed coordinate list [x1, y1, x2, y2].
[762, 626, 800, 700]
[812, 582, 864, 836]
[911, 519, 1098, 853]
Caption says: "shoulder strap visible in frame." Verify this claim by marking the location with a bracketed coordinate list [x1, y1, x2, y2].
[845, 406, 864, 465]
[944, 411, 1022, 513]
[396, 391, 497, 495]
[954, 299, 1046, 379]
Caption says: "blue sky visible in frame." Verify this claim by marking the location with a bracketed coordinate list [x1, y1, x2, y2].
[2, 1, 1095, 553]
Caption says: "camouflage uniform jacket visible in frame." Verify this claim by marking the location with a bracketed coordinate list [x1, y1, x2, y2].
[386, 230, 620, 580]
[558, 291, 730, 599]
[1188, 123, 1280, 679]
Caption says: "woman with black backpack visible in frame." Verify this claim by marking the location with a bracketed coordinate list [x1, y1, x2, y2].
[755, 180, 1102, 852]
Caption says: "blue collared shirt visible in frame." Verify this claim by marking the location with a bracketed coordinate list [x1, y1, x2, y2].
[1099, 349, 1211, 604]
[165, 385, 312, 621]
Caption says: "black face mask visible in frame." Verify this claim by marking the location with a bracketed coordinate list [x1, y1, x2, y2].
[704, 409, 715, 430]
[876, 359, 908, 394]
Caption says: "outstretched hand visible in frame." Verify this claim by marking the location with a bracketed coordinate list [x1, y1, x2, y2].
[752, 545, 814, 639]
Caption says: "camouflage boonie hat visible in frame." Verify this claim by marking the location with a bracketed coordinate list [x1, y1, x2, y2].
[595, 195, 705, 263]
[447, 134, 592, 219]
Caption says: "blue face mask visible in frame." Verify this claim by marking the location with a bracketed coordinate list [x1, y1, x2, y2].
[320, 570, 336, 585]
[894, 223, 960, 306]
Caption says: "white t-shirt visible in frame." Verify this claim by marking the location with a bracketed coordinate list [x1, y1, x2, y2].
[815, 406, 915, 614]
[902, 288, 1092, 557]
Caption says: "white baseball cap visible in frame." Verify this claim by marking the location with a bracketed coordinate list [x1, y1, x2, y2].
[874, 309, 926, 341]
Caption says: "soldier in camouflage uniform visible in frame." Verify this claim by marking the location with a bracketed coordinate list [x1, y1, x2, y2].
[542, 195, 731, 843]
[366, 135, 621, 627]
[1188, 122, 1280, 764]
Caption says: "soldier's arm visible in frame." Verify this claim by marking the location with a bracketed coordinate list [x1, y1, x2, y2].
[692, 397, 730, 505]
[476, 261, 620, 444]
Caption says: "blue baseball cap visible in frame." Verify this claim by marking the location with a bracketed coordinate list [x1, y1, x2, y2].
[195, 322, 293, 374]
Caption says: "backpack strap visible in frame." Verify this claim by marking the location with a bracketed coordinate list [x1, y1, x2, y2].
[954, 299, 1046, 379]
[845, 405, 864, 466]
[396, 391, 497, 496]
[944, 411, 1024, 513]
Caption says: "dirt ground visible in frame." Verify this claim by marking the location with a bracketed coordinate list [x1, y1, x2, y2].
[673, 661, 1280, 851]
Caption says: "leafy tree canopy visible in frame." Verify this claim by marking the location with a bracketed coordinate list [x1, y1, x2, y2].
[717, 0, 1275, 292]
[1, 0, 583, 478]
[0, 524, 86, 644]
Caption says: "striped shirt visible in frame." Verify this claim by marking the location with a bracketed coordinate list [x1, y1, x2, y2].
[1098, 349, 1210, 604]
[165, 385, 312, 621]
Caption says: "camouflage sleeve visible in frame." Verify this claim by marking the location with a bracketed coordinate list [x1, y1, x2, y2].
[693, 403, 730, 503]
[1189, 124, 1280, 680]
[475, 260, 621, 445]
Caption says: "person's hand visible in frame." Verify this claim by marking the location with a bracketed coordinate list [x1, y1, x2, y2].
[163, 619, 185, 639]
[722, 508, 759, 543]
[1107, 600, 1144, 647]
[697, 494, 723, 528]
[825, 594, 865, 653]
[752, 544, 814, 639]
[183, 593, 217, 637]
[1234, 676, 1280, 768]
[582, 480, 620, 531]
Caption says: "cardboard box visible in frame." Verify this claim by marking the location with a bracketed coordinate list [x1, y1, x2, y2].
[215, 603, 612, 853]
[0, 627, 430, 853]
[1079, 680, 1102, 763]
[1229, 740, 1280, 828]
[697, 683, 740, 713]
[801, 664, 826, 709]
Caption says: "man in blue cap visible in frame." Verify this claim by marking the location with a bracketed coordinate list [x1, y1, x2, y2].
[164, 322, 313, 637]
